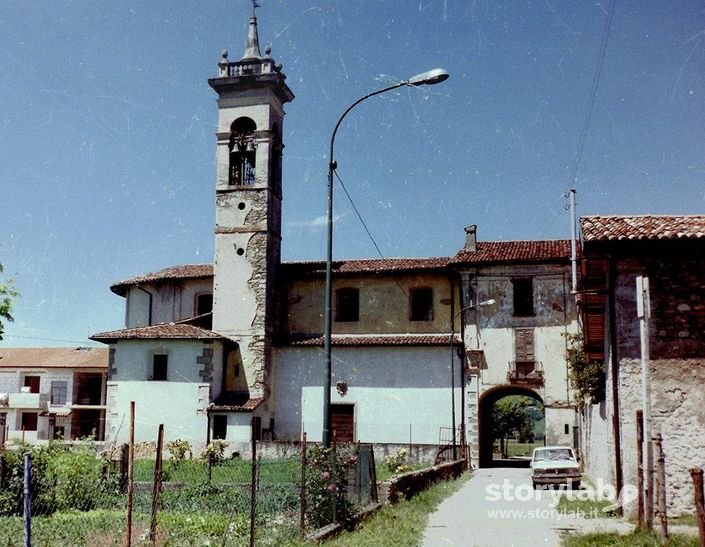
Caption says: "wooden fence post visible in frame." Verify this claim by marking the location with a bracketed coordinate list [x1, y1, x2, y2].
[23, 452, 31, 547]
[249, 418, 258, 547]
[125, 401, 135, 547]
[150, 424, 164, 546]
[636, 410, 644, 528]
[690, 468, 705, 547]
[119, 443, 129, 494]
[654, 434, 668, 545]
[300, 432, 307, 540]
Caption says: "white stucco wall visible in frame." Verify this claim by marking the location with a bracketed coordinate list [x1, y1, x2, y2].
[110, 340, 213, 383]
[106, 339, 221, 447]
[473, 325, 573, 404]
[106, 380, 209, 446]
[273, 345, 461, 445]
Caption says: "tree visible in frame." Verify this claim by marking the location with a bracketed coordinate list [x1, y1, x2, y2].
[0, 262, 17, 340]
[490, 396, 536, 459]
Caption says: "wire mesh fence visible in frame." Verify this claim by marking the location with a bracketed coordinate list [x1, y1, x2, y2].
[0, 424, 378, 545]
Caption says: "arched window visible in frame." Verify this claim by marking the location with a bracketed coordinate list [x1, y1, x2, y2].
[229, 117, 257, 185]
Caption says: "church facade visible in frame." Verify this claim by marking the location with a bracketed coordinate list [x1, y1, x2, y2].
[91, 11, 579, 462]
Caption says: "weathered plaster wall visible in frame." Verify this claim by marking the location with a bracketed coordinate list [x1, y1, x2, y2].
[284, 273, 456, 336]
[581, 398, 614, 488]
[125, 279, 213, 328]
[273, 346, 461, 445]
[618, 358, 705, 516]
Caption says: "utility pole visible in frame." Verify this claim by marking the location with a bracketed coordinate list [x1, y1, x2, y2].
[637, 275, 653, 528]
[568, 189, 578, 294]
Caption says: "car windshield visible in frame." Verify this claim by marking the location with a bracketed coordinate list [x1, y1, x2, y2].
[533, 449, 574, 462]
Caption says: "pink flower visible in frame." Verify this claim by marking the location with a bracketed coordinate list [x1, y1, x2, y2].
[322, 471, 330, 480]
[327, 484, 337, 492]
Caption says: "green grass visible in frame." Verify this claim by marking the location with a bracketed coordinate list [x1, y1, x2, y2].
[323, 472, 472, 546]
[562, 529, 698, 547]
[494, 440, 542, 458]
[552, 475, 618, 519]
[669, 514, 698, 526]
[133, 458, 300, 484]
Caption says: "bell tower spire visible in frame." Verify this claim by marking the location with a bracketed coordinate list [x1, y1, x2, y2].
[242, 1, 262, 60]
[208, 5, 294, 407]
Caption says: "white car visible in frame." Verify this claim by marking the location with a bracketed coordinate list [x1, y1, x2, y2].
[530, 446, 581, 489]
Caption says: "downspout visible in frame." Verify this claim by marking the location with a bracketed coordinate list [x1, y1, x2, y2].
[136, 286, 154, 326]
[608, 255, 624, 511]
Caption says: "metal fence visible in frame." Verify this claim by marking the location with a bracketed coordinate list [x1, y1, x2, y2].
[0, 422, 377, 546]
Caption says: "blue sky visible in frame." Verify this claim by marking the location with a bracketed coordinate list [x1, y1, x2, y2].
[1, 0, 703, 346]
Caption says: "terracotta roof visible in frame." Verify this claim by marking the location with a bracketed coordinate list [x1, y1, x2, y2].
[0, 347, 109, 369]
[111, 264, 213, 296]
[452, 240, 572, 265]
[581, 215, 705, 242]
[282, 257, 450, 276]
[285, 333, 461, 347]
[90, 324, 222, 343]
[209, 394, 264, 412]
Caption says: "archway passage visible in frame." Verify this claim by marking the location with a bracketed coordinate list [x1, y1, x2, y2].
[478, 385, 544, 468]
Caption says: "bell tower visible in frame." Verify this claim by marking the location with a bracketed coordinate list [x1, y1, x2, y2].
[209, 5, 294, 401]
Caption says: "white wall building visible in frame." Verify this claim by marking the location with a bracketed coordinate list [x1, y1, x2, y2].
[0, 347, 108, 444]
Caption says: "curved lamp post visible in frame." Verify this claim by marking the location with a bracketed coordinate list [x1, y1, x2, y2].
[450, 298, 495, 459]
[322, 68, 450, 447]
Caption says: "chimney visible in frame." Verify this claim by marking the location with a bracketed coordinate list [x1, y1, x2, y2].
[464, 225, 477, 251]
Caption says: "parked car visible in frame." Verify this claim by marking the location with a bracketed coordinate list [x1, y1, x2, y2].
[530, 446, 581, 489]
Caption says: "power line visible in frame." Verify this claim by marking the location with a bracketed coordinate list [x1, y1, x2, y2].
[570, 0, 617, 188]
[1, 333, 99, 345]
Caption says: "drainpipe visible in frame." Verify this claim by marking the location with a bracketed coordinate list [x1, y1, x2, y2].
[608, 256, 624, 511]
[136, 286, 154, 326]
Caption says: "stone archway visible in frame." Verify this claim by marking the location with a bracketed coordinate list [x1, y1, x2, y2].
[478, 385, 544, 468]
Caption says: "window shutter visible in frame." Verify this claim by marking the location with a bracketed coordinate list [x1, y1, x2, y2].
[515, 328, 535, 361]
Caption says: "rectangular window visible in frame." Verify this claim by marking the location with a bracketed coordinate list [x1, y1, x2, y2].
[410, 288, 434, 321]
[512, 278, 534, 316]
[51, 381, 67, 405]
[21, 412, 38, 432]
[212, 415, 227, 440]
[152, 354, 168, 381]
[23, 376, 40, 393]
[335, 288, 359, 322]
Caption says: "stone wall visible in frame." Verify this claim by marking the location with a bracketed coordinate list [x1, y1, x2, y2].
[618, 358, 705, 516]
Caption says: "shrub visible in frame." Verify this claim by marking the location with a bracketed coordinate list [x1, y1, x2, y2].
[0, 441, 119, 517]
[564, 332, 606, 404]
[384, 448, 412, 475]
[305, 444, 358, 530]
[166, 439, 192, 465]
[199, 440, 228, 465]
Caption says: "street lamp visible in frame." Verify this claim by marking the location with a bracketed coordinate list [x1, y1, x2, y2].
[450, 299, 495, 459]
[322, 68, 450, 447]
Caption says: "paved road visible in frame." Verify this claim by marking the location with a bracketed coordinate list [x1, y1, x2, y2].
[422, 468, 629, 547]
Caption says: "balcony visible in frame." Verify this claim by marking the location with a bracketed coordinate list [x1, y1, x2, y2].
[6, 392, 48, 410]
[507, 361, 544, 386]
